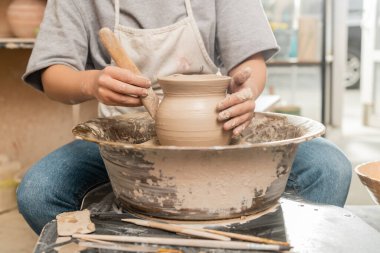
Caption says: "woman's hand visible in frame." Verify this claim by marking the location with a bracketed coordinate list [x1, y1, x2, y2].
[217, 53, 266, 136]
[41, 64, 151, 106]
[90, 66, 151, 107]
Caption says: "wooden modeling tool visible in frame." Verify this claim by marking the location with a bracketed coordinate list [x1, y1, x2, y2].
[78, 241, 159, 252]
[123, 218, 289, 247]
[99, 27, 160, 119]
[200, 228, 290, 247]
[73, 233, 291, 251]
[122, 218, 230, 241]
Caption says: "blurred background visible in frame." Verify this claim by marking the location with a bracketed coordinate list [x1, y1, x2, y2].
[0, 0, 380, 251]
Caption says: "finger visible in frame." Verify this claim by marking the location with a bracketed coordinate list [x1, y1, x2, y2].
[217, 88, 254, 111]
[218, 99, 255, 121]
[97, 87, 143, 107]
[98, 74, 148, 97]
[232, 120, 252, 136]
[223, 111, 254, 131]
[230, 67, 252, 92]
[104, 66, 151, 88]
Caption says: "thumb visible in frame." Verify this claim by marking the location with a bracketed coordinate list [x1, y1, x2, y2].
[229, 66, 253, 93]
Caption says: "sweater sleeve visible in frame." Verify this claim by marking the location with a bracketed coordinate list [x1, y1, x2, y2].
[216, 0, 279, 72]
[22, 0, 89, 91]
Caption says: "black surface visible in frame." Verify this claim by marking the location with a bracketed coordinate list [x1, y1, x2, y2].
[35, 203, 287, 253]
[34, 184, 380, 253]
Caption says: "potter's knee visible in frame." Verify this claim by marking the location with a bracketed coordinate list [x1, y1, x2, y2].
[297, 138, 352, 183]
[17, 167, 61, 234]
[320, 144, 351, 181]
[16, 170, 46, 217]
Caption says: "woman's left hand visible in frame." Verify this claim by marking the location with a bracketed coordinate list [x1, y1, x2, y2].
[217, 53, 266, 136]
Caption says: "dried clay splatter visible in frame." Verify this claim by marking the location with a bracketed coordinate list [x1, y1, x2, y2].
[143, 148, 285, 215]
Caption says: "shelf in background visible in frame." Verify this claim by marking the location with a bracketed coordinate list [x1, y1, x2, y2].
[268, 56, 334, 66]
[0, 38, 35, 49]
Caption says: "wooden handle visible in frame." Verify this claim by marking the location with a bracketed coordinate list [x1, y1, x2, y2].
[98, 27, 159, 119]
[99, 28, 140, 74]
[122, 219, 230, 241]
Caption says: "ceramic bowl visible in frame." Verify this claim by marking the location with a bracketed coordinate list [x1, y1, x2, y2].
[73, 112, 325, 220]
[355, 161, 380, 205]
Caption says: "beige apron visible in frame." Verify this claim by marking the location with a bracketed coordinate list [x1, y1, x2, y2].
[99, 0, 219, 117]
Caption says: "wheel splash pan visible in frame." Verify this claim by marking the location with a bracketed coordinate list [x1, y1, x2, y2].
[73, 112, 325, 220]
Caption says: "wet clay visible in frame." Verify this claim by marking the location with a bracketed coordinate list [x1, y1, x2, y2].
[156, 74, 231, 146]
[73, 112, 325, 220]
[235, 88, 253, 101]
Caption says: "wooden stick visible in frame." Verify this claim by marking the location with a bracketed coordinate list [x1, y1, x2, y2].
[73, 234, 291, 251]
[123, 218, 289, 247]
[79, 237, 114, 245]
[78, 241, 158, 252]
[98, 27, 160, 119]
[99, 28, 141, 74]
[200, 228, 290, 247]
[122, 218, 230, 241]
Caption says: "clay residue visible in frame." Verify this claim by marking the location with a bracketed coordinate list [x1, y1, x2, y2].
[72, 112, 155, 144]
[235, 88, 253, 101]
[143, 148, 286, 214]
[132, 202, 280, 229]
[231, 67, 252, 87]
[240, 115, 302, 144]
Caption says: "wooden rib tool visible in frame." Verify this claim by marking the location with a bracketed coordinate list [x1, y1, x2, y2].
[98, 27, 160, 119]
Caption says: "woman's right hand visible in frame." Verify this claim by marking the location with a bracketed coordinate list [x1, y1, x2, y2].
[41, 64, 151, 106]
[90, 66, 151, 107]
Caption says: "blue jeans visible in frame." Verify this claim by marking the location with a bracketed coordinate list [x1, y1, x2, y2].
[17, 138, 352, 234]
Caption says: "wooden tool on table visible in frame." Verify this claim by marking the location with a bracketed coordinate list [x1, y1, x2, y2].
[122, 218, 289, 247]
[122, 218, 230, 241]
[99, 27, 160, 119]
[200, 228, 290, 247]
[73, 234, 291, 252]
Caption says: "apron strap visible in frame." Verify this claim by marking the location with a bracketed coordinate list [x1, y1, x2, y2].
[184, 0, 194, 19]
[114, 0, 120, 28]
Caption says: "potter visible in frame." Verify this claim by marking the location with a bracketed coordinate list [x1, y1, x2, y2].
[18, 0, 352, 236]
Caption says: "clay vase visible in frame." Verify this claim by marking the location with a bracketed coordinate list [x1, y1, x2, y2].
[156, 74, 232, 146]
[0, 0, 12, 37]
[6, 0, 46, 38]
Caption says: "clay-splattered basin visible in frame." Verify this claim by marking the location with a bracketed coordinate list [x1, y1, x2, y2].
[355, 161, 380, 205]
[73, 112, 325, 220]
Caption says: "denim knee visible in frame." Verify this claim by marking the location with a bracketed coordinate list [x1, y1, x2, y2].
[289, 138, 352, 207]
[17, 169, 54, 235]
[16, 140, 107, 235]
[16, 161, 78, 235]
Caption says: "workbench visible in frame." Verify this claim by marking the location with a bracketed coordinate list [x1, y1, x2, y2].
[33, 183, 380, 253]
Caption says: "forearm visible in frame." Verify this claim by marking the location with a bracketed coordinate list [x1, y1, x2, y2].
[41, 65, 98, 105]
[228, 53, 267, 99]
